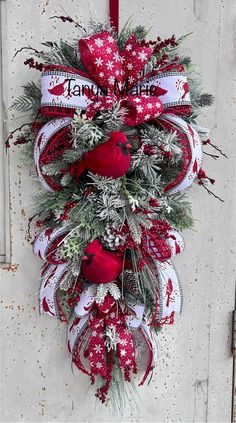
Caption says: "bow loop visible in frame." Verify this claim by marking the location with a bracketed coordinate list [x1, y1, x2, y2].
[79, 31, 123, 91]
[120, 34, 153, 88]
[122, 95, 163, 126]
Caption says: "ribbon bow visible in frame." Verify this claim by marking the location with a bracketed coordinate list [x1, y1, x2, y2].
[41, 31, 191, 126]
[67, 290, 157, 396]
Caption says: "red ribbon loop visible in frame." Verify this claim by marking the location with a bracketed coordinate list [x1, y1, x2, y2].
[122, 95, 163, 126]
[120, 34, 153, 88]
[79, 31, 123, 91]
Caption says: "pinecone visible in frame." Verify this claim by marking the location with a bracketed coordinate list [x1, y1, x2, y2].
[122, 270, 140, 295]
[102, 224, 126, 250]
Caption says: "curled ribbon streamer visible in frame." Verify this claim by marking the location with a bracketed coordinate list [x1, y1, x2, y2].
[147, 229, 184, 325]
[158, 114, 203, 193]
[34, 228, 71, 322]
[34, 117, 72, 192]
[68, 313, 91, 375]
[33, 227, 68, 263]
[138, 323, 159, 386]
[127, 305, 158, 383]
[156, 260, 183, 321]
[39, 262, 69, 321]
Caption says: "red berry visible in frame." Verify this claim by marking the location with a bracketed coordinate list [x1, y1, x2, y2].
[75, 284, 81, 293]
[67, 298, 74, 307]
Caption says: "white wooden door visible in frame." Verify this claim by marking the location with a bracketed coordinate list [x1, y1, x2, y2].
[1, 1, 235, 422]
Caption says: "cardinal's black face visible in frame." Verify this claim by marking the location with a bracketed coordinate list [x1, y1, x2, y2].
[83, 253, 95, 265]
[116, 141, 131, 156]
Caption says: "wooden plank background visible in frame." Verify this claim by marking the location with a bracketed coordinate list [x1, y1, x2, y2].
[0, 0, 235, 421]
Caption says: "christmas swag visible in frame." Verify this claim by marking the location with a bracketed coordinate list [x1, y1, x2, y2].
[9, 14, 224, 408]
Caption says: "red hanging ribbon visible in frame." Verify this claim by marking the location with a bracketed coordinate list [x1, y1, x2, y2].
[109, 0, 119, 34]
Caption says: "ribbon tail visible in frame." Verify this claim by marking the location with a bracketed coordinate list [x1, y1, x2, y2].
[155, 259, 183, 324]
[88, 316, 107, 377]
[166, 229, 185, 256]
[33, 227, 68, 264]
[34, 117, 72, 192]
[67, 313, 90, 376]
[39, 263, 69, 321]
[139, 323, 157, 386]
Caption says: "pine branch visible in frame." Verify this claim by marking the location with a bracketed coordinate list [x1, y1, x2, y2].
[42, 162, 63, 176]
[39, 39, 84, 70]
[164, 193, 194, 229]
[61, 174, 73, 187]
[126, 215, 142, 244]
[118, 18, 149, 49]
[11, 81, 41, 113]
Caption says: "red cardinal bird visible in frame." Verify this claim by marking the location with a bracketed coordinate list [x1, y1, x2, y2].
[48, 79, 70, 96]
[71, 131, 131, 180]
[81, 239, 123, 284]
[166, 278, 173, 307]
[181, 82, 189, 100]
[42, 297, 54, 316]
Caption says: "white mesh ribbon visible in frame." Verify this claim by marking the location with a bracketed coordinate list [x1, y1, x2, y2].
[39, 262, 69, 320]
